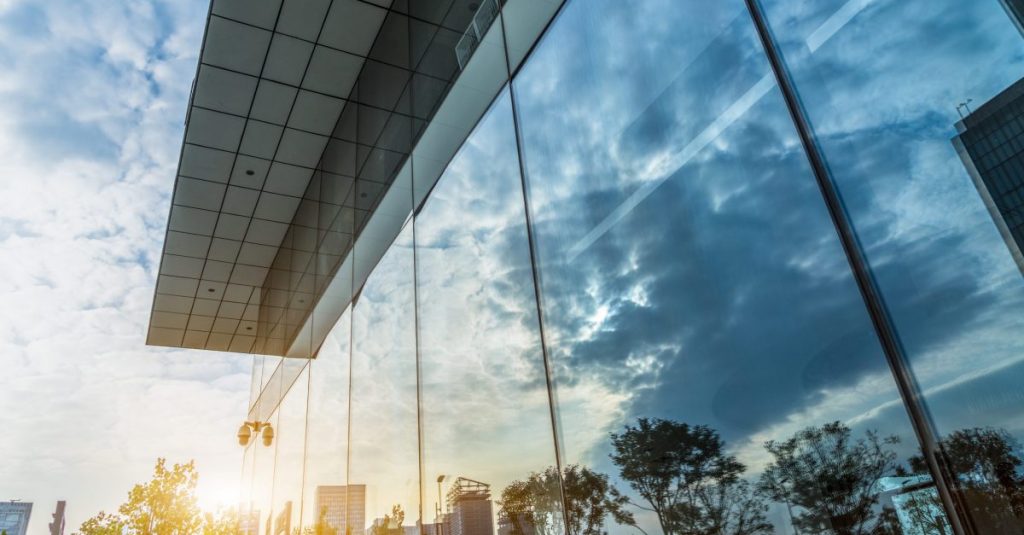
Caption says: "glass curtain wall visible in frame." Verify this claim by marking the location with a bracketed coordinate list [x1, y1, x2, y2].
[349, 222, 420, 535]
[415, 89, 565, 535]
[756, 0, 1024, 532]
[237, 0, 1024, 534]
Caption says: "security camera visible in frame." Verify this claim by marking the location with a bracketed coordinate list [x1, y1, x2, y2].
[261, 424, 274, 447]
[237, 423, 252, 446]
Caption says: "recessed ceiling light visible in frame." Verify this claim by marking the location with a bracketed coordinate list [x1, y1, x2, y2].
[245, 169, 255, 176]
[208, 288, 216, 293]
[246, 326, 253, 331]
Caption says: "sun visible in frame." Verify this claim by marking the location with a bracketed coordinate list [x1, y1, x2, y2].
[196, 479, 240, 513]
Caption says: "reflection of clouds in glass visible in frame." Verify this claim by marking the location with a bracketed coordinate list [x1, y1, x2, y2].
[507, 0, 1024, 493]
[301, 309, 352, 530]
[511, 1, 929, 504]
[763, 0, 1024, 439]
[415, 92, 562, 507]
[350, 229, 419, 527]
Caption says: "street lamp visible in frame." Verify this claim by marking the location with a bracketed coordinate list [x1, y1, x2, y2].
[436, 475, 447, 535]
[237, 421, 274, 447]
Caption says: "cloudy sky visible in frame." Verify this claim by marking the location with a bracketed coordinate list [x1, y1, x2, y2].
[0, 0, 251, 532]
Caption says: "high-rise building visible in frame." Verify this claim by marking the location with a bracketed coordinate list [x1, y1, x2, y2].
[315, 485, 366, 535]
[0, 501, 32, 535]
[445, 479, 493, 535]
[48, 501, 66, 535]
[952, 76, 1024, 277]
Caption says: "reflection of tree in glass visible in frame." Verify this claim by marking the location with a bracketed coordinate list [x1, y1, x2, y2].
[370, 505, 405, 535]
[609, 418, 771, 535]
[757, 421, 898, 535]
[498, 465, 635, 535]
[908, 427, 1024, 533]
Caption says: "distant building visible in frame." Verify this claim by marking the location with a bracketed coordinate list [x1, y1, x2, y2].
[274, 501, 292, 535]
[48, 501, 66, 535]
[0, 501, 32, 535]
[446, 478, 494, 535]
[953, 76, 1024, 277]
[877, 475, 952, 535]
[315, 485, 366, 535]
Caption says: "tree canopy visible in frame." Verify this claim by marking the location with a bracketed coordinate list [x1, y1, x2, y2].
[75, 458, 239, 535]
[609, 418, 771, 535]
[758, 421, 898, 535]
[498, 464, 635, 535]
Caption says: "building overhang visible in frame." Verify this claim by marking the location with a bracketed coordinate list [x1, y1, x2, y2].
[147, 0, 563, 359]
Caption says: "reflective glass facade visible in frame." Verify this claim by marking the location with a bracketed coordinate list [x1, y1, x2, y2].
[236, 1, 1024, 534]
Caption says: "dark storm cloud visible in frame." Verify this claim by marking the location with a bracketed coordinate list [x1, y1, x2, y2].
[508, 0, 1024, 448]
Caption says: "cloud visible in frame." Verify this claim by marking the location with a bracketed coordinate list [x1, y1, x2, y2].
[504, 2, 1024, 532]
[0, 1, 251, 532]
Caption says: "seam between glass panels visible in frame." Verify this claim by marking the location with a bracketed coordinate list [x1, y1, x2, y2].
[498, 9, 570, 535]
[743, 1, 973, 533]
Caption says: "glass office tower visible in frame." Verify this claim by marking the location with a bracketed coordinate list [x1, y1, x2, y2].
[151, 0, 1024, 534]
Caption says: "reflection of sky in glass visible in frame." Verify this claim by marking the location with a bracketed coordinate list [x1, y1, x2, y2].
[272, 364, 307, 533]
[761, 0, 1024, 443]
[416, 89, 563, 532]
[350, 223, 420, 530]
[251, 0, 1024, 533]
[512, 0, 933, 530]
[301, 308, 352, 532]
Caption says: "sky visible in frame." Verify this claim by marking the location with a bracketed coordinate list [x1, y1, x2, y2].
[0, 0, 252, 533]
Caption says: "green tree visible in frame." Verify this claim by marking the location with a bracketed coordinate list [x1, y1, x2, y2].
[609, 418, 771, 535]
[76, 458, 239, 535]
[498, 464, 636, 535]
[758, 421, 898, 535]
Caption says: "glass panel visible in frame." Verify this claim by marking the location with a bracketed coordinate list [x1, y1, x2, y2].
[251, 355, 267, 409]
[302, 307, 354, 535]
[349, 223, 420, 535]
[271, 363, 309, 535]
[759, 0, 1024, 531]
[240, 441, 257, 535]
[252, 407, 280, 535]
[512, 0, 946, 533]
[415, 88, 565, 535]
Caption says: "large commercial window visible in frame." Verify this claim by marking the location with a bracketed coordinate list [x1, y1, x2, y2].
[270, 362, 308, 535]
[349, 223, 420, 535]
[512, 0, 946, 533]
[759, 0, 1024, 531]
[301, 307, 353, 534]
[415, 89, 565, 535]
[251, 407, 279, 535]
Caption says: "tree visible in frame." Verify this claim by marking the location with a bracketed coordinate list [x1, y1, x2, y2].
[76, 458, 239, 535]
[369, 504, 404, 535]
[758, 421, 898, 535]
[908, 427, 1024, 533]
[498, 465, 636, 535]
[609, 418, 771, 535]
[203, 507, 242, 535]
